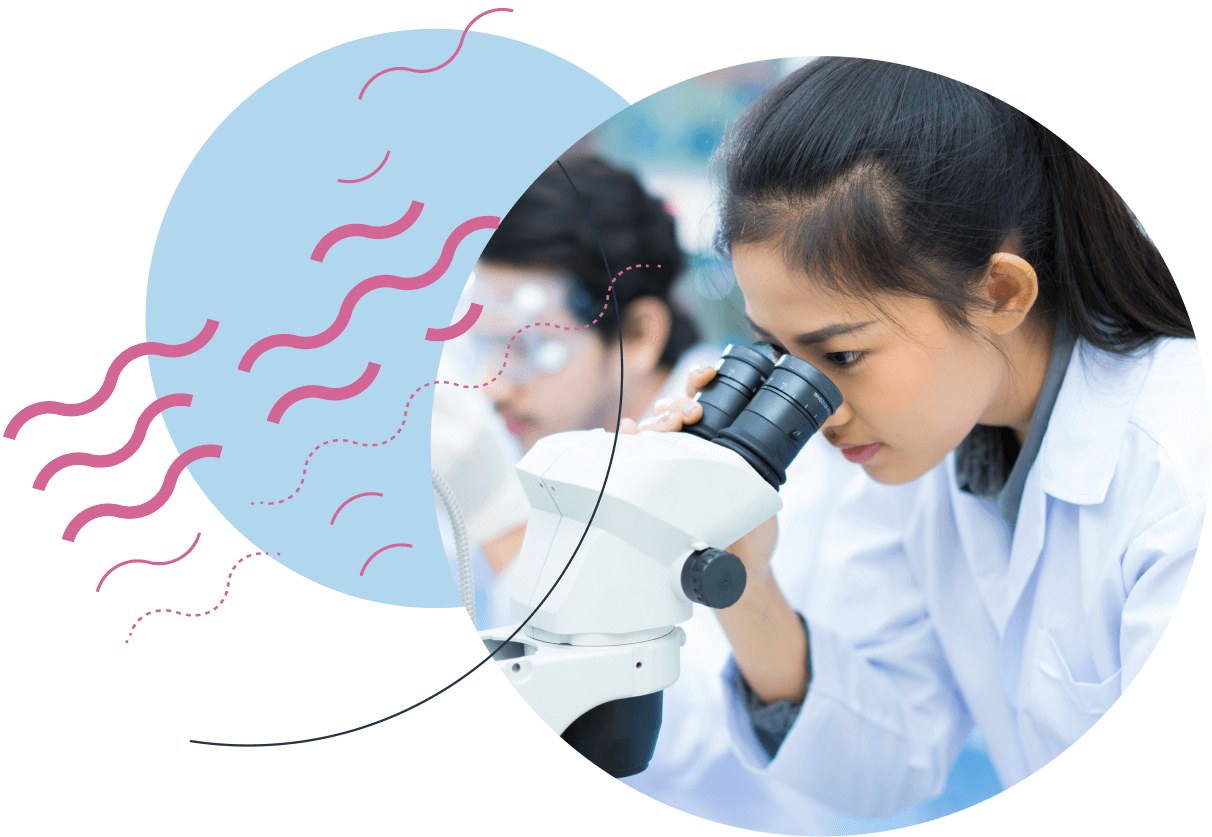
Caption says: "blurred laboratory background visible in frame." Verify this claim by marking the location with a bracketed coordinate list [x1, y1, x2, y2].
[564, 58, 815, 352]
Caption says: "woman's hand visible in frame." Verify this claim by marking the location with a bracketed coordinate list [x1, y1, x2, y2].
[617, 362, 716, 432]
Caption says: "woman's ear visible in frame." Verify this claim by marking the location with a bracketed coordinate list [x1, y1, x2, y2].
[620, 296, 673, 375]
[980, 253, 1040, 335]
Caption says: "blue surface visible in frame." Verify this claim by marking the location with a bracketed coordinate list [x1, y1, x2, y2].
[145, 30, 626, 607]
[826, 729, 1005, 834]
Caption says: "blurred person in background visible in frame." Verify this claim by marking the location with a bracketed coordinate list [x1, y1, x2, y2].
[474, 156, 708, 456]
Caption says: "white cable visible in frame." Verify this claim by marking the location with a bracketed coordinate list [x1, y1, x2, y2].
[432, 467, 475, 626]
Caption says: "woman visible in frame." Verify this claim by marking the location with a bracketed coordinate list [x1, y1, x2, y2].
[630, 57, 1206, 818]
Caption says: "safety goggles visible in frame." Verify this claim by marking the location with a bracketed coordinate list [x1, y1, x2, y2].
[468, 274, 602, 384]
[470, 328, 574, 384]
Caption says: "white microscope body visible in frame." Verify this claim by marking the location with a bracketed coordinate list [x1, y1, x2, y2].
[478, 344, 841, 777]
[479, 428, 780, 736]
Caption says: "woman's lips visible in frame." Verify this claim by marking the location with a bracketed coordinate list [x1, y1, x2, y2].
[840, 443, 881, 464]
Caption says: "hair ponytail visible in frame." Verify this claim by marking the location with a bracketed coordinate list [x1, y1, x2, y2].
[1035, 128, 1192, 352]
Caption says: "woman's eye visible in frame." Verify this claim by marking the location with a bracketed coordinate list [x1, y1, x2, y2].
[823, 350, 864, 368]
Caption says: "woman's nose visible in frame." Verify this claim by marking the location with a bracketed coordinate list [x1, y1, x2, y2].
[819, 401, 853, 434]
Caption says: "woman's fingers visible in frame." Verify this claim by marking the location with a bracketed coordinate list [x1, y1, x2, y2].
[674, 397, 703, 425]
[637, 396, 703, 433]
[686, 363, 718, 397]
[618, 396, 704, 437]
[638, 409, 684, 432]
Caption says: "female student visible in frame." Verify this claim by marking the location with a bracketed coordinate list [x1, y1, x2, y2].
[630, 56, 1206, 818]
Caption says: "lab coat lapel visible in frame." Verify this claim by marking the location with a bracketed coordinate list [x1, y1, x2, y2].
[1039, 345, 1150, 504]
[946, 464, 1014, 631]
[1003, 463, 1047, 633]
[1001, 342, 1152, 627]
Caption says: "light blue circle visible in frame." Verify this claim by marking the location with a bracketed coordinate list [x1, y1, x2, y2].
[146, 30, 626, 607]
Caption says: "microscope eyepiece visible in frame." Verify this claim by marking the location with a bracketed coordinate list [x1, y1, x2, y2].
[712, 352, 844, 488]
[681, 343, 775, 441]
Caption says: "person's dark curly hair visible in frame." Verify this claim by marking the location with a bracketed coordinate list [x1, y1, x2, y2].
[479, 155, 697, 369]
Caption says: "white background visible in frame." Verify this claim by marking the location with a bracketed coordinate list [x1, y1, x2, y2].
[1, 1, 1208, 834]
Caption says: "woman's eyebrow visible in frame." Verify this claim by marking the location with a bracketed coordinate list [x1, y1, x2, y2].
[745, 315, 876, 345]
[744, 315, 777, 340]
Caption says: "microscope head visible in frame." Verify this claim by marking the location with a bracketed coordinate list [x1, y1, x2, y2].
[509, 427, 781, 638]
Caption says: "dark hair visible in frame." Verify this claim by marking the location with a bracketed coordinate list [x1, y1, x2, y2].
[716, 57, 1192, 354]
[480, 155, 696, 368]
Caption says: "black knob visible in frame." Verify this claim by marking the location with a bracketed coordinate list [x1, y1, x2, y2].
[680, 548, 746, 609]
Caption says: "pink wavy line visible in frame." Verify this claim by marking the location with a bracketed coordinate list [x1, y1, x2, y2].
[360, 543, 411, 576]
[62, 444, 223, 542]
[239, 215, 499, 372]
[357, 8, 513, 99]
[425, 303, 484, 342]
[5, 319, 219, 440]
[96, 531, 201, 592]
[33, 393, 194, 491]
[267, 362, 381, 424]
[330, 492, 384, 525]
[245, 265, 661, 506]
[124, 551, 278, 643]
[337, 150, 391, 184]
[310, 200, 423, 263]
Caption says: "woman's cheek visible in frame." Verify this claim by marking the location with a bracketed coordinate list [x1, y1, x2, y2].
[865, 367, 928, 418]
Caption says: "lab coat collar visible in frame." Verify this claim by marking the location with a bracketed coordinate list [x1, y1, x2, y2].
[1037, 340, 1154, 506]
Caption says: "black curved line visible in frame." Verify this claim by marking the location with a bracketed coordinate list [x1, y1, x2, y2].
[189, 159, 625, 747]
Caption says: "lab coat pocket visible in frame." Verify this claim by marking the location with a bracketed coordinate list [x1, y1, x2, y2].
[1021, 630, 1122, 770]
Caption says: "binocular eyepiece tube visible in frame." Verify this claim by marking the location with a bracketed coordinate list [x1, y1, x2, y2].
[682, 343, 844, 488]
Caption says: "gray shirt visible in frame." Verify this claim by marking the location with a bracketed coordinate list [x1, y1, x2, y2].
[739, 319, 1077, 757]
[954, 318, 1077, 527]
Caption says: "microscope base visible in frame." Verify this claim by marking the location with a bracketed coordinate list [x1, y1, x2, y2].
[479, 624, 685, 737]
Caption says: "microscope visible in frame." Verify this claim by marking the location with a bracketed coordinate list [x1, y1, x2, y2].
[478, 343, 842, 777]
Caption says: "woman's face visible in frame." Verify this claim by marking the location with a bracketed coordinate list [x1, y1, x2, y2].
[731, 240, 1007, 485]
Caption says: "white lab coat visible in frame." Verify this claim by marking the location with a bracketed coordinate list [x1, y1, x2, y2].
[723, 336, 1208, 819]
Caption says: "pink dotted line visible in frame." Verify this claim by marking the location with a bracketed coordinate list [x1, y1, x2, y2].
[123, 551, 277, 644]
[248, 263, 660, 506]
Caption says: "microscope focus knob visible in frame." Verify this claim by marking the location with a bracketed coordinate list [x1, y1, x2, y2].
[681, 548, 747, 609]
